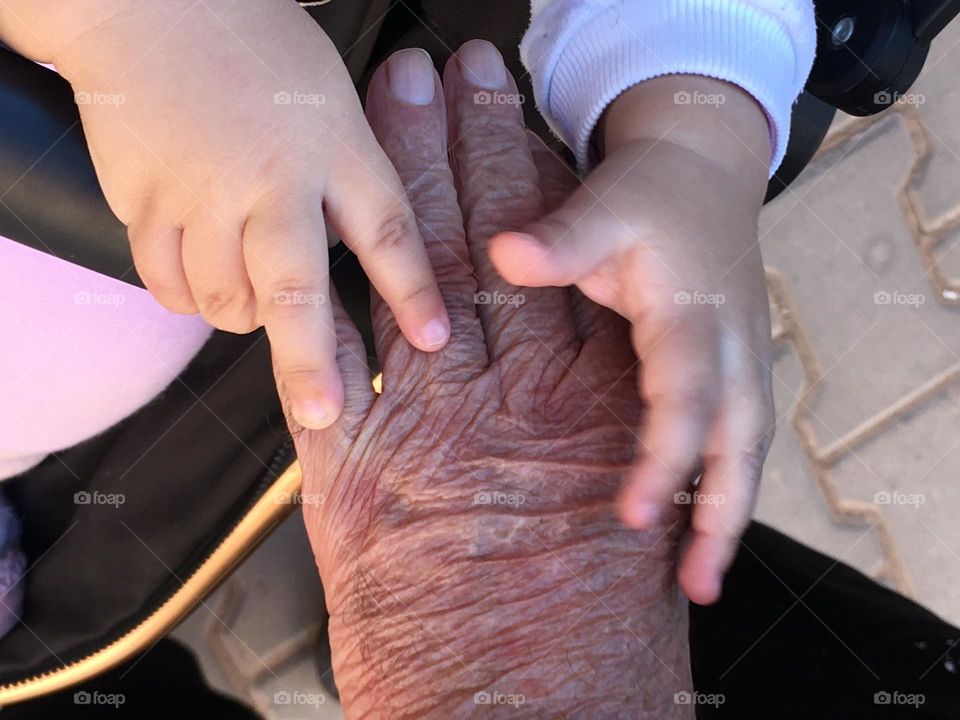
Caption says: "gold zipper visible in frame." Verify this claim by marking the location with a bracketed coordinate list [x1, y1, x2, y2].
[0, 461, 303, 705]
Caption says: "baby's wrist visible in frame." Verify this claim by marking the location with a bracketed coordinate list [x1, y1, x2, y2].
[0, 0, 147, 65]
[599, 75, 771, 195]
[0, 0, 250, 76]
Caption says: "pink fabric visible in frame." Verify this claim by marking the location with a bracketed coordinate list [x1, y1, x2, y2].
[0, 237, 213, 479]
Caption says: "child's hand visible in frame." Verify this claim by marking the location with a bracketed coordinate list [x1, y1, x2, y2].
[4, 0, 448, 428]
[490, 76, 775, 604]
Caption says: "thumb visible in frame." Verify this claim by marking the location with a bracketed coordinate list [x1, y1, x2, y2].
[489, 184, 625, 288]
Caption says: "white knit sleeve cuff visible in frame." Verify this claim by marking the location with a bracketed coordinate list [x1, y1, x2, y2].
[520, 0, 816, 176]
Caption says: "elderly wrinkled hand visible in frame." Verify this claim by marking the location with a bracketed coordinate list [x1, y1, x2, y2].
[286, 42, 693, 719]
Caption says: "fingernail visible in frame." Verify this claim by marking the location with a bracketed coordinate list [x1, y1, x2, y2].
[709, 574, 723, 601]
[633, 502, 660, 527]
[513, 231, 550, 250]
[294, 399, 334, 430]
[456, 39, 506, 89]
[419, 317, 450, 349]
[386, 48, 436, 105]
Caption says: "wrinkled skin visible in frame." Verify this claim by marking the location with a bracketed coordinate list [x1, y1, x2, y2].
[290, 45, 693, 719]
[491, 74, 776, 605]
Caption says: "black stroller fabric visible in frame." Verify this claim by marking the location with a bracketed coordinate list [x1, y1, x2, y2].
[0, 330, 291, 683]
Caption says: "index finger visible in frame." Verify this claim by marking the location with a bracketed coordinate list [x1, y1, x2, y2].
[243, 192, 342, 430]
[323, 113, 450, 354]
[364, 48, 488, 370]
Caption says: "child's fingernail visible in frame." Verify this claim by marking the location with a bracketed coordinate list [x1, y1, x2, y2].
[708, 574, 723, 601]
[456, 39, 506, 89]
[513, 231, 549, 250]
[294, 399, 335, 430]
[386, 48, 436, 105]
[419, 317, 450, 349]
[633, 502, 660, 527]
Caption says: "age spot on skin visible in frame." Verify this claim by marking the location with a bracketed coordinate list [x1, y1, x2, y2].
[467, 514, 527, 558]
[465, 505, 618, 560]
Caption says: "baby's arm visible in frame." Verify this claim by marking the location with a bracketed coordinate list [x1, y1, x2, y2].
[0, 0, 449, 429]
[495, 0, 816, 603]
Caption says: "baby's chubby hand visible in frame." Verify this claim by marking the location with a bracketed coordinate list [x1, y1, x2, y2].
[490, 76, 776, 604]
[0, 0, 449, 428]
